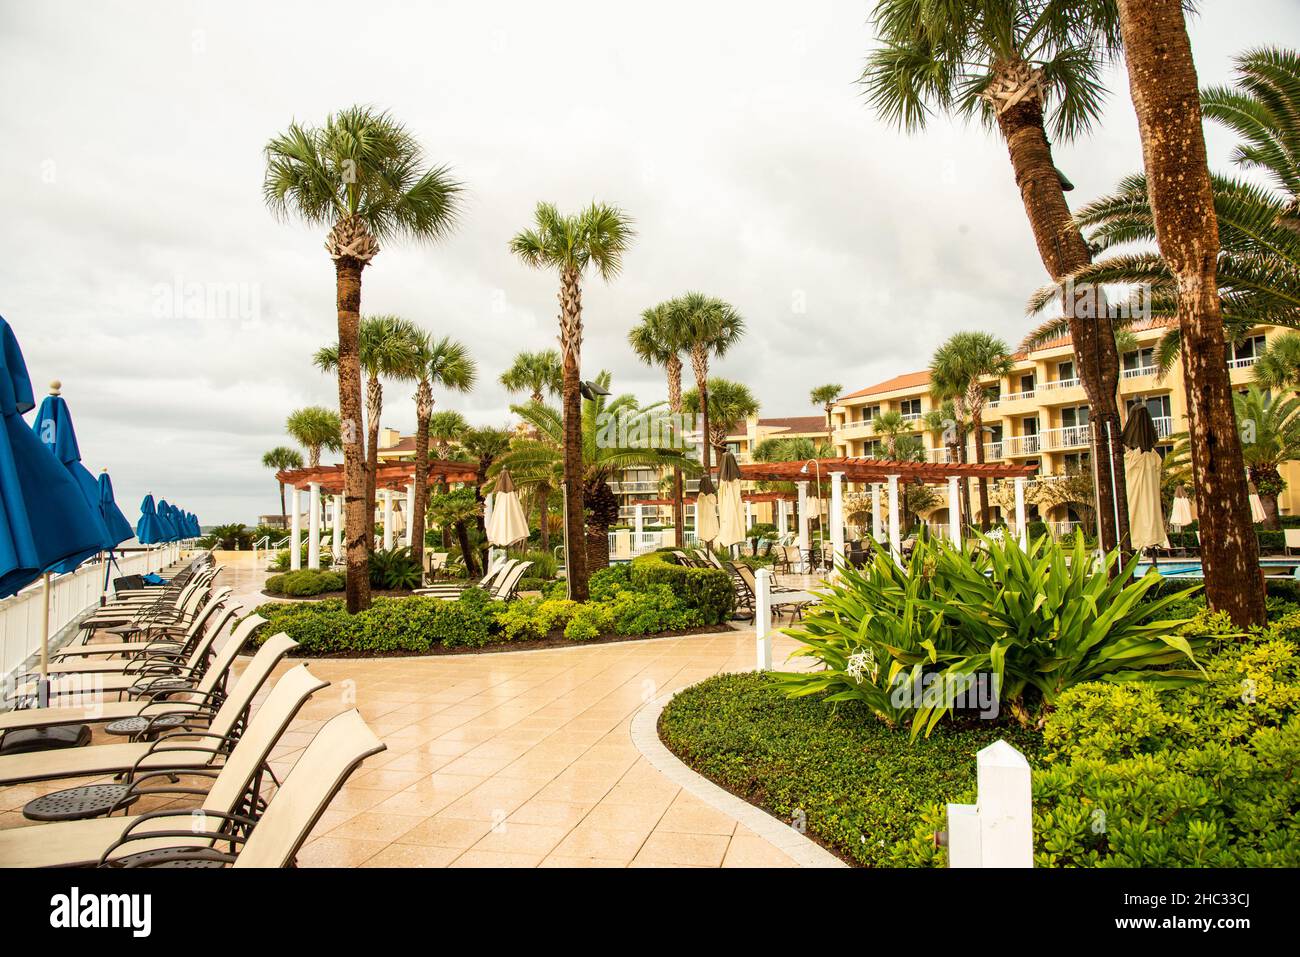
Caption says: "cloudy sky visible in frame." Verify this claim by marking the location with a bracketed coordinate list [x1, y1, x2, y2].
[2, 0, 1295, 525]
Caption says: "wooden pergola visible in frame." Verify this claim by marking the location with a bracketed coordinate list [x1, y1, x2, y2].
[275, 459, 478, 494]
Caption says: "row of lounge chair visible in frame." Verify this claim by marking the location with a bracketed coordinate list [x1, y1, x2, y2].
[414, 557, 532, 601]
[0, 551, 387, 867]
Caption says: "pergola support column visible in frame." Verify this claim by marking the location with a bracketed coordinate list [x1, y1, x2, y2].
[872, 482, 883, 543]
[404, 483, 416, 547]
[948, 476, 961, 549]
[1014, 476, 1028, 549]
[797, 481, 810, 572]
[382, 490, 394, 550]
[887, 474, 901, 564]
[289, 486, 301, 571]
[830, 471, 845, 572]
[307, 482, 321, 570]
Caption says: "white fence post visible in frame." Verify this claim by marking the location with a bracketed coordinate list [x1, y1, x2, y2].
[947, 739, 1033, 867]
[755, 566, 772, 671]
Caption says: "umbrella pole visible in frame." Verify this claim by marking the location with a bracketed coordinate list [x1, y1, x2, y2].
[1106, 421, 1122, 552]
[38, 572, 51, 707]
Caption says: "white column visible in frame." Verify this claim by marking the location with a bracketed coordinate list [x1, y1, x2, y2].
[777, 498, 788, 536]
[634, 503, 644, 551]
[948, 476, 961, 549]
[1014, 476, 1028, 549]
[382, 489, 394, 550]
[289, 486, 302, 571]
[829, 471, 845, 571]
[332, 494, 343, 565]
[887, 474, 901, 563]
[755, 567, 772, 671]
[307, 482, 321, 569]
[744, 501, 753, 535]
[797, 481, 810, 571]
[872, 482, 883, 543]
[404, 482, 416, 547]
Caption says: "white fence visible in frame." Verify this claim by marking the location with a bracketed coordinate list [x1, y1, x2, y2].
[0, 545, 180, 688]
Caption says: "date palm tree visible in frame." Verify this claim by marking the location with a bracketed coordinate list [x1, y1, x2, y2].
[809, 383, 842, 443]
[500, 349, 563, 403]
[314, 314, 421, 552]
[1255, 332, 1300, 393]
[261, 446, 303, 526]
[667, 292, 745, 477]
[1113, 0, 1265, 625]
[861, 0, 1131, 553]
[402, 330, 476, 573]
[285, 406, 342, 469]
[930, 332, 1013, 530]
[509, 201, 635, 601]
[263, 105, 462, 612]
[629, 301, 689, 546]
[1234, 385, 1300, 530]
[682, 378, 759, 462]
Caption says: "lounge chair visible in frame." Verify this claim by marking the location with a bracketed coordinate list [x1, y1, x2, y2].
[0, 664, 330, 868]
[1285, 529, 1300, 556]
[51, 591, 233, 662]
[92, 709, 385, 868]
[0, 631, 294, 787]
[729, 562, 814, 623]
[415, 558, 516, 597]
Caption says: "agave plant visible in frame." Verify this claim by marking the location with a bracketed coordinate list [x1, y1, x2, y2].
[773, 534, 1210, 739]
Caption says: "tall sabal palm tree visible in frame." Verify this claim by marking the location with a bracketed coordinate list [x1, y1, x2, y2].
[681, 378, 759, 462]
[285, 406, 342, 469]
[1114, 0, 1265, 626]
[402, 331, 476, 573]
[261, 446, 304, 526]
[500, 349, 563, 403]
[809, 383, 842, 443]
[315, 314, 421, 551]
[1234, 385, 1300, 530]
[509, 201, 635, 601]
[264, 105, 462, 613]
[922, 399, 973, 525]
[629, 302, 689, 546]
[667, 292, 745, 478]
[862, 0, 1131, 553]
[872, 410, 927, 532]
[1255, 332, 1300, 393]
[930, 332, 1013, 530]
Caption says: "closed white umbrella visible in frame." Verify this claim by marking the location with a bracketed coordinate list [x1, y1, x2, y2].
[1169, 485, 1193, 528]
[1249, 488, 1267, 524]
[695, 476, 720, 543]
[486, 469, 530, 546]
[716, 452, 746, 548]
[1121, 407, 1169, 551]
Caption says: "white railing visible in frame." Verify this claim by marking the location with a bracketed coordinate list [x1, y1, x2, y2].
[0, 545, 181, 690]
[899, 412, 922, 422]
[1229, 356, 1258, 369]
[984, 441, 1004, 459]
[1152, 415, 1174, 438]
[1001, 424, 1092, 456]
[1122, 364, 1158, 378]
[1041, 377, 1081, 391]
[1002, 389, 1036, 402]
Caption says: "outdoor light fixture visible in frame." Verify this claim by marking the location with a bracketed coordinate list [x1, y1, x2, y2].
[1055, 166, 1075, 191]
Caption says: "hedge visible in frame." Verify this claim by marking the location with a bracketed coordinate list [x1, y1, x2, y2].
[629, 550, 734, 624]
[264, 569, 344, 597]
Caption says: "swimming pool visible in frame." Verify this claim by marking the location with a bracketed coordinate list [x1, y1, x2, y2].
[1135, 558, 1300, 579]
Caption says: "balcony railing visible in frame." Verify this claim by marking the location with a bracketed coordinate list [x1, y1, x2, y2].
[1040, 377, 1081, 391]
[1152, 415, 1174, 438]
[899, 412, 922, 423]
[1229, 355, 1259, 369]
[1122, 364, 1158, 378]
[1002, 424, 1092, 456]
[1002, 389, 1036, 402]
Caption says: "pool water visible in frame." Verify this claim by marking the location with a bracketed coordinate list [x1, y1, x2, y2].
[1135, 558, 1300, 579]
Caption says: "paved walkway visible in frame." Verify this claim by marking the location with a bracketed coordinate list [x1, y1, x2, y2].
[1, 552, 820, 868]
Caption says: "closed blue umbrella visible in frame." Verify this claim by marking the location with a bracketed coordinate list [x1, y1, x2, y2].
[157, 499, 180, 541]
[97, 470, 135, 546]
[32, 384, 114, 572]
[0, 320, 103, 599]
[137, 494, 166, 544]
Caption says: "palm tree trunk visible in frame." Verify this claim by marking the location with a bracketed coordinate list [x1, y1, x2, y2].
[411, 381, 431, 575]
[992, 68, 1130, 555]
[334, 258, 372, 613]
[667, 355, 685, 548]
[971, 405, 991, 531]
[278, 481, 287, 527]
[1115, 0, 1266, 627]
[559, 265, 589, 601]
[538, 487, 550, 551]
[691, 347, 712, 476]
[364, 376, 382, 555]
[586, 525, 611, 573]
[455, 520, 479, 578]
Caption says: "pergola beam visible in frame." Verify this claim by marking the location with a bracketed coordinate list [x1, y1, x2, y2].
[738, 457, 1036, 484]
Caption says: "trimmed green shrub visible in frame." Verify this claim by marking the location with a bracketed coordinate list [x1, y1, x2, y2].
[564, 603, 614, 641]
[495, 597, 578, 641]
[589, 564, 632, 601]
[630, 551, 734, 624]
[606, 584, 701, 635]
[264, 569, 344, 597]
[250, 594, 499, 653]
[367, 547, 421, 591]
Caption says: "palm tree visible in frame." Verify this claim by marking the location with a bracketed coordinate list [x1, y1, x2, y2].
[493, 372, 699, 572]
[862, 0, 1131, 553]
[1114, 0, 1265, 626]
[403, 332, 476, 573]
[809, 383, 842, 443]
[500, 349, 563, 403]
[681, 378, 759, 462]
[315, 314, 420, 550]
[263, 106, 462, 613]
[930, 332, 1013, 530]
[872, 410, 928, 533]
[261, 446, 303, 526]
[427, 410, 470, 459]
[922, 399, 973, 524]
[1234, 385, 1300, 529]
[629, 302, 688, 546]
[509, 201, 635, 601]
[285, 407, 342, 469]
[667, 292, 745, 478]
[1256, 332, 1300, 393]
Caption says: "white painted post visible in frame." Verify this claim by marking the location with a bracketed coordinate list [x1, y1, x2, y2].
[755, 566, 772, 671]
[382, 489, 394, 550]
[777, 497, 789, 537]
[946, 740, 1033, 868]
[331, 494, 343, 565]
[872, 482, 883, 543]
[1014, 476, 1028, 549]
[744, 500, 753, 537]
[307, 482, 321, 570]
[404, 482, 416, 547]
[797, 481, 811, 571]
[634, 503, 644, 551]
[948, 476, 961, 549]
[887, 474, 901, 563]
[289, 486, 301, 571]
[830, 471, 845, 571]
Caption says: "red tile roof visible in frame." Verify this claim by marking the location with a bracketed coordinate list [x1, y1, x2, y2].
[757, 415, 827, 433]
[839, 370, 930, 402]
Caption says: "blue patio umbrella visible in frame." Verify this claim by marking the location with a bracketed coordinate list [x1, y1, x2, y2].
[157, 499, 180, 541]
[31, 384, 115, 573]
[0, 319, 104, 599]
[137, 494, 166, 544]
[97, 470, 135, 546]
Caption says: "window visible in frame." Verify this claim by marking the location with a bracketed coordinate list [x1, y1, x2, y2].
[1061, 405, 1090, 429]
[859, 404, 881, 424]
[1023, 417, 1039, 453]
[1057, 360, 1075, 381]
[899, 398, 922, 418]
[1123, 347, 1156, 371]
[1231, 335, 1266, 361]
[985, 384, 1001, 404]
[1063, 452, 1091, 473]
[1127, 394, 1172, 434]
[1019, 373, 1036, 393]
[863, 440, 883, 457]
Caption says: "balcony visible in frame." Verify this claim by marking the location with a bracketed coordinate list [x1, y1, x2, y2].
[1002, 424, 1092, 456]
[1001, 389, 1036, 403]
[1152, 415, 1174, 438]
[1122, 364, 1158, 379]
[1040, 377, 1080, 391]
[1229, 355, 1259, 370]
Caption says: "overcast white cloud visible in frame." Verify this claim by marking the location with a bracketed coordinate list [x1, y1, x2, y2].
[1, 0, 1295, 524]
